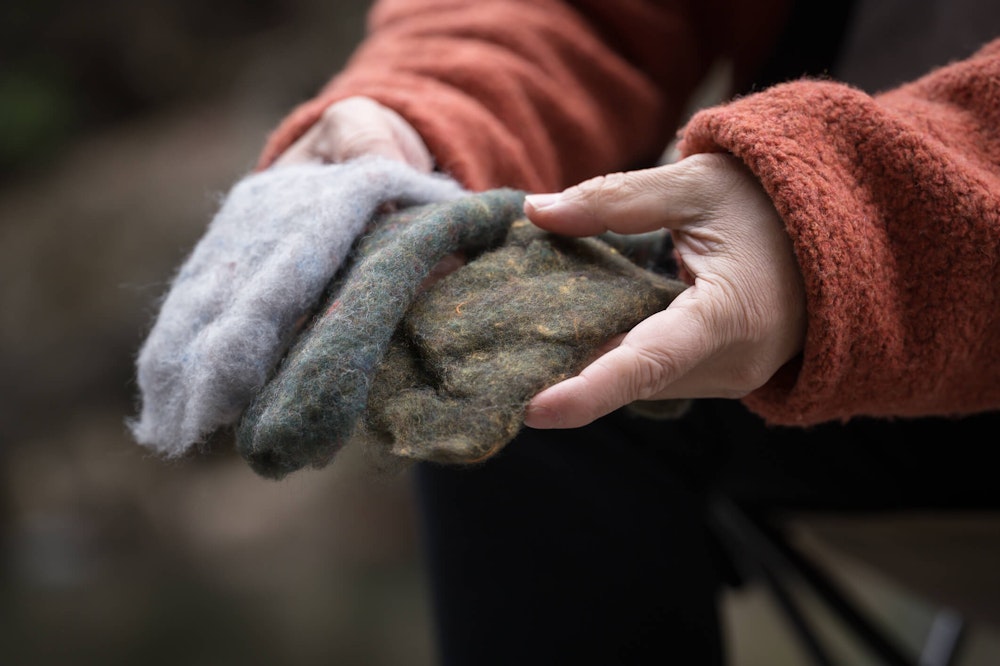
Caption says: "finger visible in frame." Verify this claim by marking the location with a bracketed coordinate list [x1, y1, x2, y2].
[340, 97, 434, 171]
[523, 153, 736, 236]
[272, 124, 325, 166]
[272, 128, 409, 168]
[334, 129, 416, 165]
[271, 97, 433, 172]
[523, 344, 677, 429]
[524, 303, 711, 428]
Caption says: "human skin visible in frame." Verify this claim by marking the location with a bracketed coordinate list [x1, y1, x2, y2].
[256, 0, 1000, 428]
[521, 154, 806, 428]
[273, 96, 434, 173]
[275, 97, 470, 284]
[277, 97, 807, 430]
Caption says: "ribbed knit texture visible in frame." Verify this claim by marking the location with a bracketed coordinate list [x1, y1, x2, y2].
[678, 39, 1000, 424]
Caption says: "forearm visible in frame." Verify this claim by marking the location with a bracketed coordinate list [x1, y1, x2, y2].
[679, 39, 1000, 424]
[257, 0, 791, 191]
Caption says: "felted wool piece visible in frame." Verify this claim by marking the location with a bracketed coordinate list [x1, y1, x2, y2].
[237, 186, 690, 479]
[236, 188, 527, 479]
[130, 156, 467, 457]
[360, 220, 689, 468]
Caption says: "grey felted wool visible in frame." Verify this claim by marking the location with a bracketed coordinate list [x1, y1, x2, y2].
[236, 188, 527, 478]
[130, 157, 466, 457]
[238, 189, 690, 480]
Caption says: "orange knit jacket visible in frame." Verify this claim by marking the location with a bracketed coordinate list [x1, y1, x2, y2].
[257, 0, 1000, 426]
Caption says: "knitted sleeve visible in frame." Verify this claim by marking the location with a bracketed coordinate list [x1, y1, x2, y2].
[255, 0, 792, 192]
[678, 38, 1000, 426]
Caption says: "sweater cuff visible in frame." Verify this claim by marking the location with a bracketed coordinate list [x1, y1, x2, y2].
[677, 79, 998, 424]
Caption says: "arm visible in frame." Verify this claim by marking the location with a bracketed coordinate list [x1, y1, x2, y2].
[679, 37, 1000, 424]
[525, 38, 1000, 428]
[257, 0, 792, 191]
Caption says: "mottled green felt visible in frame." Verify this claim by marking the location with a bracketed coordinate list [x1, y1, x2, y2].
[361, 220, 688, 469]
[237, 189, 689, 480]
[237, 189, 526, 479]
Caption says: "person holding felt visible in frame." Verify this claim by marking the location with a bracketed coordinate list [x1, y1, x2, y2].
[154, 0, 1000, 663]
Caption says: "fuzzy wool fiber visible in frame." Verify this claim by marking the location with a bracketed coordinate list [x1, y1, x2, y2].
[238, 191, 689, 480]
[236, 189, 527, 478]
[130, 157, 466, 457]
[361, 221, 690, 472]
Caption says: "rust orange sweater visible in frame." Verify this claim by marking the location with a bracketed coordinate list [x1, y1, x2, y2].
[258, 0, 1000, 426]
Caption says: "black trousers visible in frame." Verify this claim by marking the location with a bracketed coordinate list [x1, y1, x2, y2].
[413, 399, 1000, 665]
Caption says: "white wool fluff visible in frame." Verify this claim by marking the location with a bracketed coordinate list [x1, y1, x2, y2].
[130, 157, 467, 457]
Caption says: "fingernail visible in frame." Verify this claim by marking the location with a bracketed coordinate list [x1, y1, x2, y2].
[523, 403, 560, 429]
[524, 193, 561, 211]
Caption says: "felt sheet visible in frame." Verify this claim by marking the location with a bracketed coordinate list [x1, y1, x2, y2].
[361, 221, 690, 472]
[130, 157, 466, 456]
[237, 189, 527, 478]
[237, 191, 689, 479]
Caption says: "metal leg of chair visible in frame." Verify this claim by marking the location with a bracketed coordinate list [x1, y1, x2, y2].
[919, 608, 966, 666]
[711, 498, 922, 666]
[743, 536, 839, 666]
[711, 498, 839, 664]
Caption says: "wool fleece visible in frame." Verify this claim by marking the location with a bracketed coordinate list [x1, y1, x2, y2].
[359, 220, 691, 474]
[237, 191, 689, 480]
[130, 157, 466, 456]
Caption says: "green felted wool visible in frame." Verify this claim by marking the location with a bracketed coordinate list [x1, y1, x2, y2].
[237, 188, 691, 480]
[236, 188, 527, 479]
[359, 220, 689, 469]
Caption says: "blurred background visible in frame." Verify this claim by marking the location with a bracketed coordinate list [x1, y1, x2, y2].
[0, 2, 433, 664]
[0, 1, 998, 664]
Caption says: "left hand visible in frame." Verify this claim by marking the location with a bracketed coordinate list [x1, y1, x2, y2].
[273, 96, 434, 171]
[522, 153, 807, 429]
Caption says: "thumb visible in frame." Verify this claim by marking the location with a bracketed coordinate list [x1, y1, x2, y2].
[524, 297, 711, 429]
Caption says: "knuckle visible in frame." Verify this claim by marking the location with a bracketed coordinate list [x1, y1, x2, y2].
[319, 103, 349, 127]
[572, 172, 628, 202]
[322, 96, 375, 120]
[623, 345, 675, 400]
[684, 151, 736, 172]
[676, 153, 749, 207]
[568, 172, 652, 221]
[574, 172, 626, 198]
[340, 129, 398, 158]
[320, 104, 342, 122]
[725, 360, 772, 395]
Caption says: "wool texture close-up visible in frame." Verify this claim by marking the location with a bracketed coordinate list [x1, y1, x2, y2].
[236, 189, 528, 478]
[129, 157, 467, 457]
[238, 190, 690, 480]
[360, 220, 691, 470]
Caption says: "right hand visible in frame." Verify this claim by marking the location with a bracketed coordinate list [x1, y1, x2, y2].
[273, 96, 434, 172]
[522, 153, 807, 429]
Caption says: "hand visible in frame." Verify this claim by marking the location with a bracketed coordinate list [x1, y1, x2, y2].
[522, 153, 807, 429]
[274, 95, 464, 289]
[273, 96, 434, 172]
